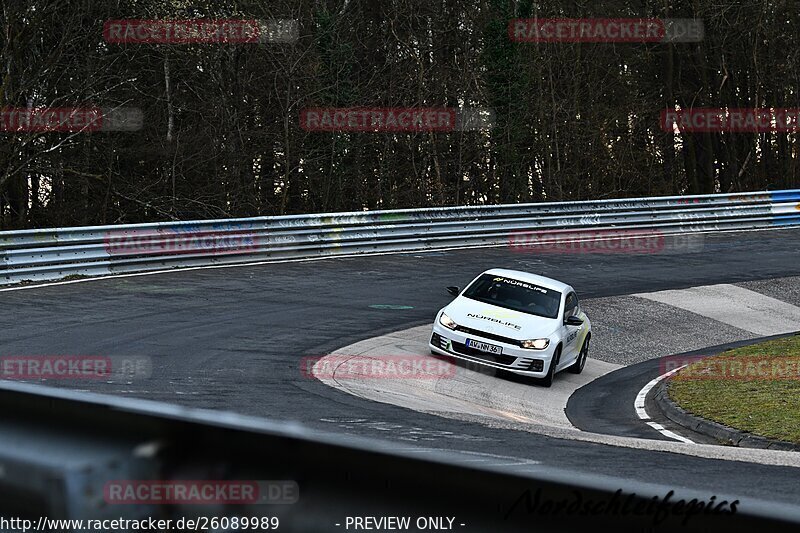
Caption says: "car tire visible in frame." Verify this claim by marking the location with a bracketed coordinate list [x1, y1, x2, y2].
[537, 345, 560, 388]
[568, 335, 590, 375]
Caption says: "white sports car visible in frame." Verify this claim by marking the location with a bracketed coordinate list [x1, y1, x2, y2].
[429, 268, 591, 387]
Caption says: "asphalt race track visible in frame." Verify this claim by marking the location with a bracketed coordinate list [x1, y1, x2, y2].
[3, 227, 800, 508]
[566, 333, 800, 443]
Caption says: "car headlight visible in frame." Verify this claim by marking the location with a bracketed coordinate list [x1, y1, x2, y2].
[521, 338, 550, 350]
[439, 312, 458, 330]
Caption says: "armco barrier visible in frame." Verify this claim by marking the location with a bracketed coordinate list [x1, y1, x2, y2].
[2, 190, 799, 285]
[1, 380, 799, 532]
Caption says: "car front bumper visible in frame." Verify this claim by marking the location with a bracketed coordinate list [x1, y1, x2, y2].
[428, 322, 556, 378]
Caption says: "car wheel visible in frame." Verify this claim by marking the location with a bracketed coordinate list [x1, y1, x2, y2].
[568, 335, 590, 374]
[538, 345, 560, 387]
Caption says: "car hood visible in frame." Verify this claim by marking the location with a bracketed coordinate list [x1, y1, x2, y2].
[445, 297, 558, 340]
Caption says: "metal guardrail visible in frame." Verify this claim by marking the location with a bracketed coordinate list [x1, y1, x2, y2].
[1, 380, 799, 532]
[2, 190, 799, 285]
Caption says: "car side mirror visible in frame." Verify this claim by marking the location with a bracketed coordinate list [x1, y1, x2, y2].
[446, 286, 460, 296]
[565, 315, 583, 326]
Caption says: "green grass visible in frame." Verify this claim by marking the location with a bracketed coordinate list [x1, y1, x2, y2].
[667, 334, 800, 444]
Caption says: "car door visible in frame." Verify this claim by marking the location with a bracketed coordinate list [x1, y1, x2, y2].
[560, 291, 581, 367]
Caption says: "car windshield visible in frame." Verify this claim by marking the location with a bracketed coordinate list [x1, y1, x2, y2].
[462, 274, 561, 319]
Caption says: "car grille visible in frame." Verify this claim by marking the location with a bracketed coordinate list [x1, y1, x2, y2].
[431, 332, 448, 351]
[451, 341, 517, 365]
[454, 325, 523, 347]
[431, 332, 517, 366]
[527, 359, 544, 372]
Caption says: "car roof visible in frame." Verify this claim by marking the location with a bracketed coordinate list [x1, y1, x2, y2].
[482, 268, 572, 293]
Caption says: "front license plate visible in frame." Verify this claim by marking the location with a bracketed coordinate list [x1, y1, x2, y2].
[466, 339, 503, 355]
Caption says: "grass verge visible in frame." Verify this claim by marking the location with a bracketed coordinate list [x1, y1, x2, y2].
[667, 334, 800, 444]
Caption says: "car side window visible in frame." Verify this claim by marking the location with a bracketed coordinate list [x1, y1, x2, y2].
[564, 292, 578, 319]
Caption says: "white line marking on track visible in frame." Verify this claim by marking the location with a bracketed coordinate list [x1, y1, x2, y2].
[635, 364, 695, 444]
[645, 422, 694, 444]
